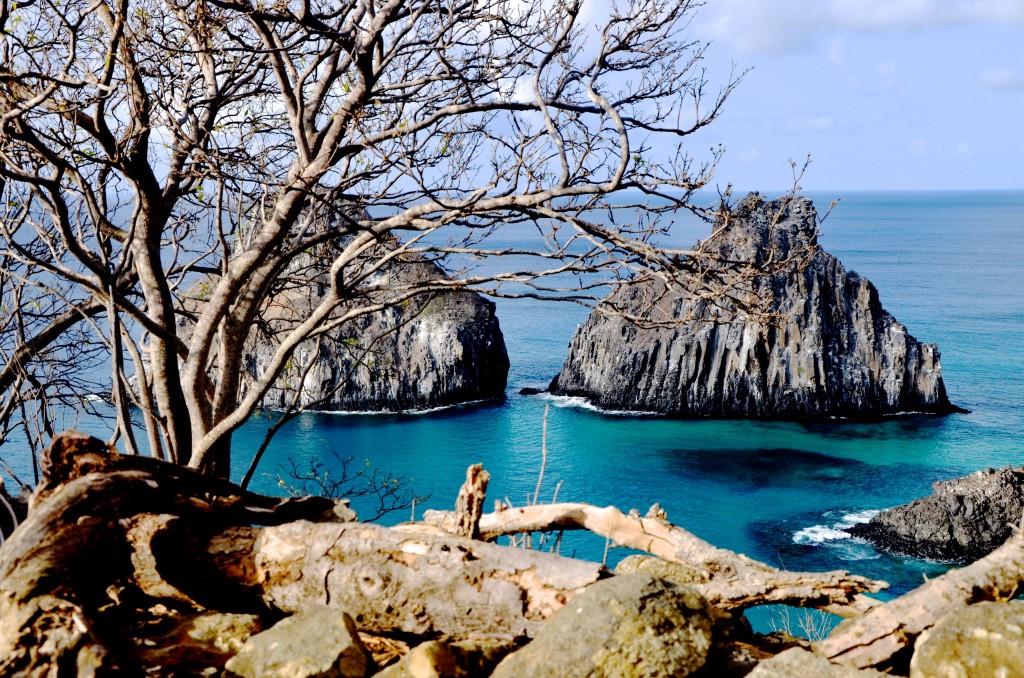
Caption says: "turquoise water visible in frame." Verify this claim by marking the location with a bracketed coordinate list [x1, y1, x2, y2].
[4, 191, 1023, 610]
[231, 190, 1024, 603]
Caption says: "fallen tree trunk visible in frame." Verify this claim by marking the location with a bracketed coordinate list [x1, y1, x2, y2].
[0, 433, 607, 674]
[423, 502, 886, 617]
[815, 528, 1024, 670]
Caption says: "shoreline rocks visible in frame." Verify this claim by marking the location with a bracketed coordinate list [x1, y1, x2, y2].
[849, 466, 1024, 563]
[549, 193, 962, 420]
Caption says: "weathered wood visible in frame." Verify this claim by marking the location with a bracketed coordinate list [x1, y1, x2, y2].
[816, 529, 1024, 670]
[453, 463, 490, 539]
[30, 430, 352, 524]
[423, 502, 886, 616]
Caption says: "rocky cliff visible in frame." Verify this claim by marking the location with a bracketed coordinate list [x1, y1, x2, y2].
[182, 233, 508, 413]
[849, 466, 1024, 562]
[549, 193, 959, 419]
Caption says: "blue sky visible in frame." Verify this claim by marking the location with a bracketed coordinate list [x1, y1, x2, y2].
[682, 0, 1024, 191]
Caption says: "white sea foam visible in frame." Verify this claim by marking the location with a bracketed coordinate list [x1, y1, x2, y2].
[792, 509, 879, 545]
[266, 398, 493, 417]
[540, 394, 663, 417]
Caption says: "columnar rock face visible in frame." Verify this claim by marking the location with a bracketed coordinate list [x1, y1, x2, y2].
[181, 226, 509, 413]
[849, 466, 1024, 562]
[549, 193, 958, 419]
[246, 248, 509, 412]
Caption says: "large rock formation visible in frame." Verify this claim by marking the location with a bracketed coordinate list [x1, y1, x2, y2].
[849, 466, 1024, 562]
[182, 232, 509, 413]
[549, 193, 959, 419]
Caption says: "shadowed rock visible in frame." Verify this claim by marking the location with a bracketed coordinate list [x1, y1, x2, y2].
[549, 193, 961, 419]
[849, 466, 1024, 562]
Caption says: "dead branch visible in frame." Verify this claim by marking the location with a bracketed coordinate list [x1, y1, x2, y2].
[453, 463, 490, 539]
[815, 529, 1024, 670]
[423, 502, 885, 616]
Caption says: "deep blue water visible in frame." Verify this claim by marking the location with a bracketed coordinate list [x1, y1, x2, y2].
[5, 190, 1024, 621]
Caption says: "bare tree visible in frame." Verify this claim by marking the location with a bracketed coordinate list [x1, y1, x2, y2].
[0, 0, 750, 476]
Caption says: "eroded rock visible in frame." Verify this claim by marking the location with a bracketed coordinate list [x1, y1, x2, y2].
[549, 193, 959, 419]
[224, 606, 370, 678]
[747, 648, 889, 677]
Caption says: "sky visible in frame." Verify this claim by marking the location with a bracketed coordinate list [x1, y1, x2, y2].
[675, 0, 1024, 192]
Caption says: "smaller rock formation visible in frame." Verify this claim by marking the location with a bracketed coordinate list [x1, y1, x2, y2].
[849, 466, 1024, 562]
[909, 601, 1024, 678]
[549, 193, 960, 419]
[179, 220, 509, 413]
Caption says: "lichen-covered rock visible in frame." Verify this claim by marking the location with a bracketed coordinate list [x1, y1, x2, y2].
[224, 606, 370, 678]
[849, 466, 1024, 562]
[747, 648, 888, 677]
[614, 554, 707, 585]
[549, 193, 958, 419]
[490, 574, 713, 678]
[910, 601, 1024, 677]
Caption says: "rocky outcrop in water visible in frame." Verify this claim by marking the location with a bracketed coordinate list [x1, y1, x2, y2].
[549, 193, 959, 419]
[181, 225, 508, 413]
[849, 466, 1024, 562]
[245, 246, 509, 412]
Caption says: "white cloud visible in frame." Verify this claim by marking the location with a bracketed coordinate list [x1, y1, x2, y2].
[978, 67, 1024, 90]
[699, 0, 1024, 56]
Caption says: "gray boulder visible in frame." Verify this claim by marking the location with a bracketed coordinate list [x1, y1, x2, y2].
[747, 648, 889, 677]
[549, 193, 959, 419]
[490, 574, 714, 678]
[224, 606, 370, 678]
[910, 601, 1024, 677]
[849, 466, 1024, 562]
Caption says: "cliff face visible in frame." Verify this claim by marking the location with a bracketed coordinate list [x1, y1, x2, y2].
[549, 193, 957, 419]
[251, 247, 508, 412]
[181, 233, 508, 413]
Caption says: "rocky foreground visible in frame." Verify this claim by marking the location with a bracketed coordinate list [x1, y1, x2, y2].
[850, 466, 1024, 562]
[550, 193, 961, 419]
[4, 432, 1024, 676]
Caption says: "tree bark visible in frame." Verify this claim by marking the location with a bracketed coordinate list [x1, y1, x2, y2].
[453, 463, 490, 539]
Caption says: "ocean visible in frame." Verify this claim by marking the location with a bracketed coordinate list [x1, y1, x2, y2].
[7, 190, 1024, 619]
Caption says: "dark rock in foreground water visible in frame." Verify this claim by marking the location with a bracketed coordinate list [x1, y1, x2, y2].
[549, 193, 960, 419]
[849, 466, 1024, 563]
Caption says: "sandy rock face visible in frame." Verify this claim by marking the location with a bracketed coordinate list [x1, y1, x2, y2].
[549, 193, 958, 419]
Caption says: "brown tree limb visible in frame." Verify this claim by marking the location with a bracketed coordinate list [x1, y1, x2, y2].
[423, 502, 886, 616]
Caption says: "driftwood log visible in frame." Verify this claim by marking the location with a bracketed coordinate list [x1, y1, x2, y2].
[816, 527, 1024, 670]
[423, 502, 886, 617]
